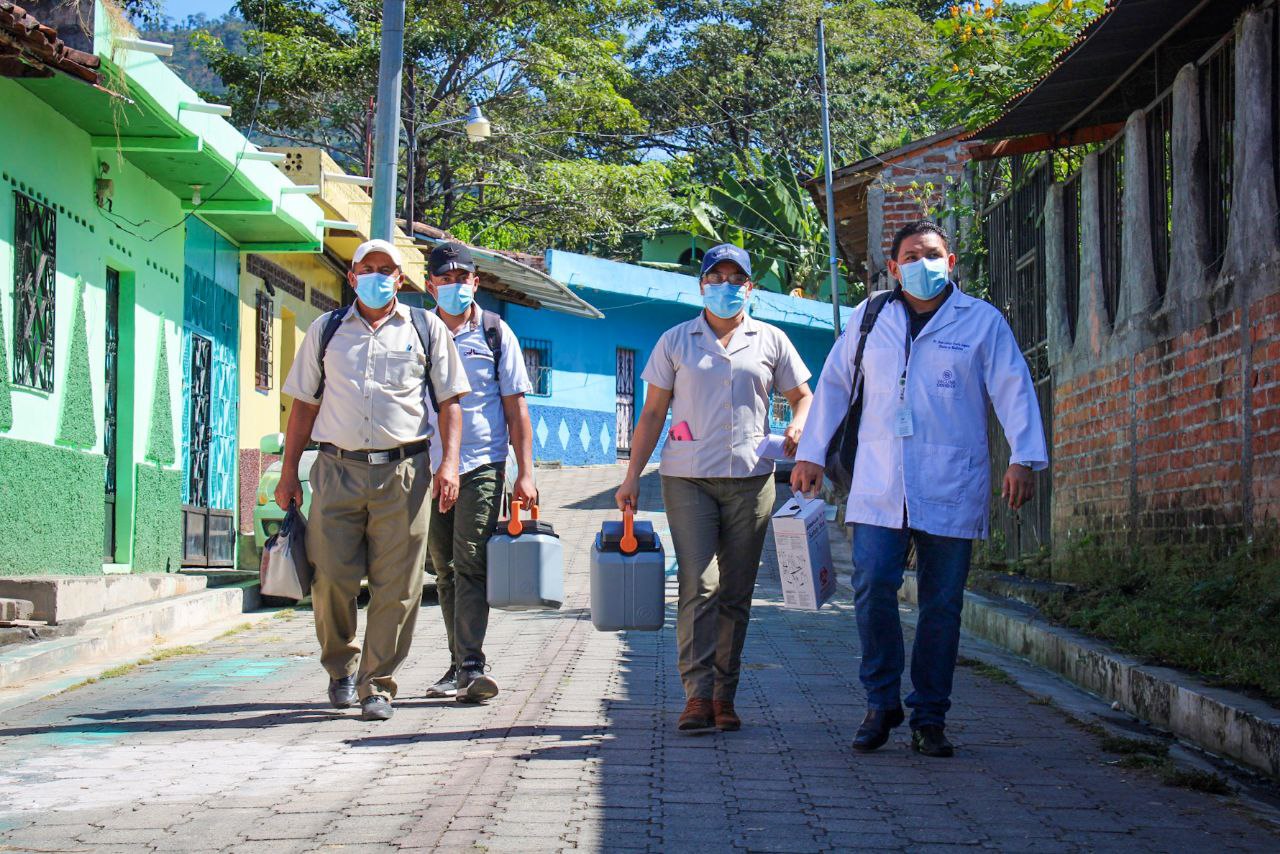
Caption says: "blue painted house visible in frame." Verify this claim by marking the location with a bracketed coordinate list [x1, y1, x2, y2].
[489, 250, 853, 466]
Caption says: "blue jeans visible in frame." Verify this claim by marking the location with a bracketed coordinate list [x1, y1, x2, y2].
[850, 523, 973, 728]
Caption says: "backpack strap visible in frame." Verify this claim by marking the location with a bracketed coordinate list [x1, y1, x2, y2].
[407, 306, 441, 413]
[851, 291, 896, 377]
[313, 306, 350, 399]
[481, 309, 503, 384]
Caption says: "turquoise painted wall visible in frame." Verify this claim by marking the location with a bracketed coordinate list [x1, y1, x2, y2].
[0, 79, 185, 574]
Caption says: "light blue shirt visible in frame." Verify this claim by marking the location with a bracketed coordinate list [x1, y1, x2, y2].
[428, 307, 533, 475]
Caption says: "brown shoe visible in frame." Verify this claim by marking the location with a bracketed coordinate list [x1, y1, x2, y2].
[713, 700, 741, 731]
[678, 698, 714, 732]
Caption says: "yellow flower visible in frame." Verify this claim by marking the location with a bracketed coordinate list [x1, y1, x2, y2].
[952, 63, 960, 72]
[977, 27, 984, 34]
[984, 7, 994, 18]
[1064, 0, 1074, 9]
[950, 4, 960, 17]
[968, 68, 975, 77]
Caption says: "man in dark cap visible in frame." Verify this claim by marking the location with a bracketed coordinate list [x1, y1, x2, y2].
[421, 242, 537, 703]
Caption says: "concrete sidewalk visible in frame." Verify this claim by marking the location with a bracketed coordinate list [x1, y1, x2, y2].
[0, 464, 1275, 853]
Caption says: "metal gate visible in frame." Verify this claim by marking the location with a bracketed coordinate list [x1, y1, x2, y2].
[183, 334, 214, 564]
[980, 157, 1054, 562]
[104, 268, 120, 562]
[616, 348, 636, 459]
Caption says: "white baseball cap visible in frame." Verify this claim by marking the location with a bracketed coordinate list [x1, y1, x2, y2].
[352, 238, 404, 268]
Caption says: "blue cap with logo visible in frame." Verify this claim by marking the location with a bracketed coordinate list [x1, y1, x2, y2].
[700, 243, 752, 278]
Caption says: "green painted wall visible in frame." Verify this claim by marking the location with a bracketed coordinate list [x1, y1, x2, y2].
[0, 438, 104, 574]
[132, 462, 183, 573]
[0, 78, 185, 575]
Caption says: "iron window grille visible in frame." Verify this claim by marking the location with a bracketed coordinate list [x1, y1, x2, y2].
[1098, 139, 1124, 325]
[255, 289, 273, 392]
[521, 338, 552, 397]
[13, 193, 56, 390]
[1062, 172, 1081, 342]
[1146, 92, 1174, 298]
[1200, 36, 1235, 274]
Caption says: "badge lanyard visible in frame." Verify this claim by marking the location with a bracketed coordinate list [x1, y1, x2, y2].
[895, 320, 914, 437]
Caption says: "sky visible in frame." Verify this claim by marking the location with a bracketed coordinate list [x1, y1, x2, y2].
[162, 0, 237, 21]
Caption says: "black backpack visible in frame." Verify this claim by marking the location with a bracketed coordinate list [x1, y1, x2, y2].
[824, 290, 896, 493]
[312, 305, 441, 412]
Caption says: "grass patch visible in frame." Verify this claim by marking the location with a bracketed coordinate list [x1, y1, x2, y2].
[272, 609, 296, 621]
[1161, 767, 1232, 794]
[218, 622, 254, 639]
[1100, 735, 1169, 756]
[1034, 535, 1280, 704]
[62, 645, 203, 692]
[956, 656, 1016, 685]
[1029, 695, 1054, 706]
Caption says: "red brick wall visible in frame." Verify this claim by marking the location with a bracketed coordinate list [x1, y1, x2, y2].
[1053, 291, 1280, 549]
[875, 141, 972, 265]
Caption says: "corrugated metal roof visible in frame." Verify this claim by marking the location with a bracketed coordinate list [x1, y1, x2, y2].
[969, 0, 1238, 142]
[413, 233, 603, 319]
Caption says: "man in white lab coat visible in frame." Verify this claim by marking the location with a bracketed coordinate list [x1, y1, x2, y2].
[792, 220, 1047, 758]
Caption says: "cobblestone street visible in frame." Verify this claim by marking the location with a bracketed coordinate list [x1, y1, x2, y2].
[0, 465, 1276, 853]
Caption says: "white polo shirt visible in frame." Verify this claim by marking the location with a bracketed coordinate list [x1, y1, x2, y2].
[283, 301, 471, 452]
[643, 313, 811, 479]
[426, 307, 533, 475]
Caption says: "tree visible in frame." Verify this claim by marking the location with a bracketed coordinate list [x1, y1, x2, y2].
[624, 0, 940, 182]
[195, 0, 671, 252]
[925, 0, 1107, 130]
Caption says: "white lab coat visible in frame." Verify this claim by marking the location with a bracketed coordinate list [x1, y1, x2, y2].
[795, 289, 1048, 540]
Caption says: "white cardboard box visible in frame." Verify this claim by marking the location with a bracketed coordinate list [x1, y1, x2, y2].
[772, 496, 836, 610]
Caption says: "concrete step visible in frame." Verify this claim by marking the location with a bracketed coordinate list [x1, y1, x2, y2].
[0, 574, 208, 624]
[0, 582, 260, 691]
[0, 598, 33, 621]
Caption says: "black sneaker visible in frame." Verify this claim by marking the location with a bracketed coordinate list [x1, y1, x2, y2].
[425, 665, 458, 699]
[328, 675, 357, 709]
[456, 663, 498, 704]
[361, 695, 394, 721]
[911, 725, 954, 758]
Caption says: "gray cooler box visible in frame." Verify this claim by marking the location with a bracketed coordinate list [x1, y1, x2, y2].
[590, 513, 665, 631]
[487, 502, 563, 611]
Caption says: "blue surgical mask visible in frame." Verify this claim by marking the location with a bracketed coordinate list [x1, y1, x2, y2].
[898, 256, 950, 300]
[435, 282, 474, 316]
[703, 283, 750, 319]
[355, 272, 397, 309]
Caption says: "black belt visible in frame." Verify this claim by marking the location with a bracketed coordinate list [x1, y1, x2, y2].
[318, 440, 430, 464]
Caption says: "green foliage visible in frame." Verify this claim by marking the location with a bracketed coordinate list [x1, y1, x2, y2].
[142, 13, 248, 96]
[145, 322, 175, 466]
[629, 0, 940, 181]
[690, 153, 852, 299]
[1041, 533, 1280, 705]
[926, 0, 1107, 130]
[56, 279, 97, 450]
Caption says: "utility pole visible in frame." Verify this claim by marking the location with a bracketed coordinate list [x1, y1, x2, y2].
[817, 16, 842, 337]
[371, 0, 406, 241]
[403, 65, 416, 231]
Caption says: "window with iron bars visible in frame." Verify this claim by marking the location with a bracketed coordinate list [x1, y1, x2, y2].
[521, 338, 552, 397]
[768, 391, 794, 431]
[255, 289, 273, 392]
[13, 193, 56, 390]
[1062, 172, 1081, 342]
[1098, 140, 1124, 325]
[1200, 35, 1235, 273]
[1146, 92, 1174, 298]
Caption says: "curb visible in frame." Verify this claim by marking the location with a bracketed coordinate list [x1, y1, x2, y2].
[0, 581, 261, 691]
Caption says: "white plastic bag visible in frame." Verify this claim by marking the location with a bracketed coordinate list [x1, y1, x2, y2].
[259, 503, 313, 600]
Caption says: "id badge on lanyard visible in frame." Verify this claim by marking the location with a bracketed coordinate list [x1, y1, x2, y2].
[895, 326, 914, 438]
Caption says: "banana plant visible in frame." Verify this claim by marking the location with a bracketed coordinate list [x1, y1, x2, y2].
[690, 153, 844, 299]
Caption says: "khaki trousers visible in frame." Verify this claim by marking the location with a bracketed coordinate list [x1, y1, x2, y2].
[306, 449, 431, 700]
[661, 474, 774, 702]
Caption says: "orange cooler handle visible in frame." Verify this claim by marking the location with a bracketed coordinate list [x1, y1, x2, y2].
[530, 504, 540, 521]
[620, 503, 638, 554]
[508, 499, 523, 537]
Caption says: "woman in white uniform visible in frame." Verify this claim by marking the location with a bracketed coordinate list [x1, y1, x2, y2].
[615, 244, 813, 733]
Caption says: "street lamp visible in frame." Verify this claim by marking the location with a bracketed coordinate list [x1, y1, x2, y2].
[401, 104, 492, 235]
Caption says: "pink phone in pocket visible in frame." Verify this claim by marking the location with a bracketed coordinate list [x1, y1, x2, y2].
[669, 421, 694, 442]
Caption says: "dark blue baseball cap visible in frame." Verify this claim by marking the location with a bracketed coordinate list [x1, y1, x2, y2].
[700, 243, 752, 278]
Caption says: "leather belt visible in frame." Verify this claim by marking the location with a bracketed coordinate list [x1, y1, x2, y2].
[318, 440, 430, 465]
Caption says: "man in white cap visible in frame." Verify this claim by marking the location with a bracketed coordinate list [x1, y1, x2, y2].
[278, 238, 471, 721]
